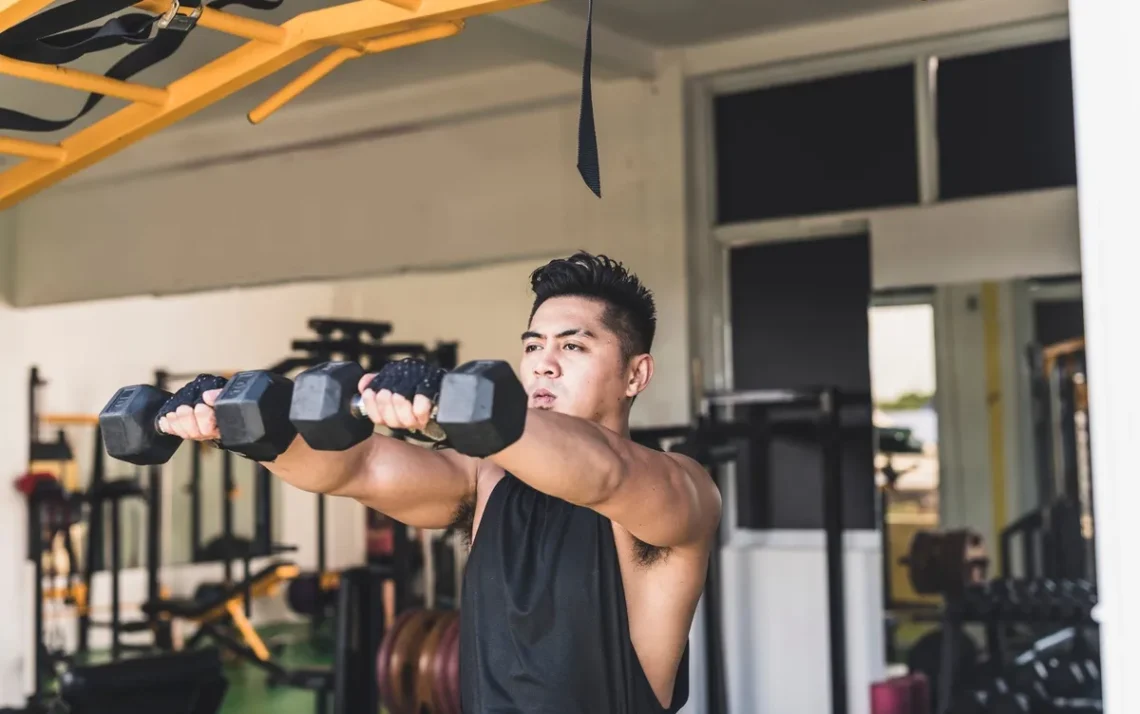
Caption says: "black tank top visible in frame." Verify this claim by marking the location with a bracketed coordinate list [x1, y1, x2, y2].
[459, 472, 689, 714]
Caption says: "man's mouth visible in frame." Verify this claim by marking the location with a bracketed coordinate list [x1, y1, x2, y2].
[531, 389, 556, 408]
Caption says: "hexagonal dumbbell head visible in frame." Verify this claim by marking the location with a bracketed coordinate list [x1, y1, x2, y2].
[214, 371, 297, 462]
[436, 361, 527, 457]
[99, 385, 181, 466]
[290, 361, 374, 451]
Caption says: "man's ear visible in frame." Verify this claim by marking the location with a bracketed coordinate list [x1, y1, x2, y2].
[626, 354, 654, 398]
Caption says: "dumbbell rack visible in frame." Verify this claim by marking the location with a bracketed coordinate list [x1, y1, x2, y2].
[933, 578, 1099, 713]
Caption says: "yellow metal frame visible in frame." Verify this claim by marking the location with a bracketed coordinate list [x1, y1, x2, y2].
[0, 0, 545, 210]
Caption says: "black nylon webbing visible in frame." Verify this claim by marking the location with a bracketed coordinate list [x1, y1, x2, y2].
[576, 0, 600, 197]
[0, 0, 283, 132]
[0, 0, 602, 197]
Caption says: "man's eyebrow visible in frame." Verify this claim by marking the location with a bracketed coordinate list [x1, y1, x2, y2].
[520, 329, 597, 340]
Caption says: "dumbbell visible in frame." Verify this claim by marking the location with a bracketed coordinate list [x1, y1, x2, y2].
[290, 360, 527, 458]
[100, 371, 296, 465]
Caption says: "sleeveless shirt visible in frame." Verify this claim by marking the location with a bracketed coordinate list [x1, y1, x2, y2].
[459, 472, 689, 714]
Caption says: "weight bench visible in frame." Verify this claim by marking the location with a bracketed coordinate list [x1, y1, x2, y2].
[142, 560, 299, 662]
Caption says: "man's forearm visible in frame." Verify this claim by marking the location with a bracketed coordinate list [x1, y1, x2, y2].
[488, 409, 626, 506]
[258, 434, 370, 495]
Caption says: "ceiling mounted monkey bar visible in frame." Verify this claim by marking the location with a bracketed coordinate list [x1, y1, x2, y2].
[0, 0, 553, 210]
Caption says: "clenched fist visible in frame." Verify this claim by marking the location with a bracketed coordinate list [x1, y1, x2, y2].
[156, 374, 227, 442]
[356, 358, 447, 433]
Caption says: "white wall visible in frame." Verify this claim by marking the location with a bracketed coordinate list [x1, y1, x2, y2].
[1068, 3, 1140, 713]
[0, 304, 31, 703]
[720, 532, 884, 714]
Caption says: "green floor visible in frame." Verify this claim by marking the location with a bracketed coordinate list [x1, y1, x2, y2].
[219, 623, 334, 714]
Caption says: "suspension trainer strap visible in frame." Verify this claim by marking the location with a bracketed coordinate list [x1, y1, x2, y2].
[0, 0, 282, 132]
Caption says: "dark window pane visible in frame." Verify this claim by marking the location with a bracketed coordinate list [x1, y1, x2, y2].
[714, 65, 918, 224]
[938, 40, 1077, 199]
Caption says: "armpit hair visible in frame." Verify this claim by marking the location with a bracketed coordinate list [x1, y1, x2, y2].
[632, 537, 669, 568]
[452, 495, 476, 549]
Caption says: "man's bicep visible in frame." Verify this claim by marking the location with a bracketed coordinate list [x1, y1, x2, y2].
[335, 436, 478, 529]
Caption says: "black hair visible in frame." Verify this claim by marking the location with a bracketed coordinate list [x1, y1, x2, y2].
[528, 251, 657, 362]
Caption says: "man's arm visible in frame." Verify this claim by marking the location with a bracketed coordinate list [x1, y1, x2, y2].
[263, 433, 478, 529]
[489, 410, 721, 548]
[163, 390, 477, 530]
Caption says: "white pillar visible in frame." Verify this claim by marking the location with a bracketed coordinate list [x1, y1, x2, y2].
[1067, 4, 1140, 714]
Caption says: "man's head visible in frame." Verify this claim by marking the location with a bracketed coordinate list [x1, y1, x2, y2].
[521, 252, 656, 429]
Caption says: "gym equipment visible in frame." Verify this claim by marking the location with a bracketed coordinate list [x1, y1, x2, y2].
[52, 647, 228, 714]
[870, 673, 930, 714]
[903, 529, 990, 598]
[375, 608, 461, 714]
[291, 359, 528, 457]
[290, 361, 376, 451]
[142, 560, 300, 662]
[905, 627, 980, 712]
[98, 384, 181, 466]
[0, 0, 600, 212]
[287, 570, 341, 620]
[213, 370, 297, 461]
[19, 473, 86, 706]
[100, 370, 296, 465]
[258, 566, 389, 714]
[1013, 339, 1096, 584]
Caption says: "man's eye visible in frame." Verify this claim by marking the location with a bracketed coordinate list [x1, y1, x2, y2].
[564, 343, 582, 351]
[525, 344, 540, 352]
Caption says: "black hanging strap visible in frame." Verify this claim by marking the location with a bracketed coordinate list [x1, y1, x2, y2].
[576, 0, 601, 198]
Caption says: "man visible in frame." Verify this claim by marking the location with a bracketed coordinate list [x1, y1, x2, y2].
[159, 252, 722, 714]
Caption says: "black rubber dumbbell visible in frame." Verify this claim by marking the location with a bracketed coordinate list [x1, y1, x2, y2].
[100, 384, 184, 465]
[101, 371, 296, 465]
[213, 370, 298, 462]
[290, 361, 375, 452]
[290, 360, 527, 457]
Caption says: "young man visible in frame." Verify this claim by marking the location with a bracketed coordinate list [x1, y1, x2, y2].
[159, 252, 722, 714]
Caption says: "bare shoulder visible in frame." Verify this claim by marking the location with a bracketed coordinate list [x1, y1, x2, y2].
[663, 451, 723, 537]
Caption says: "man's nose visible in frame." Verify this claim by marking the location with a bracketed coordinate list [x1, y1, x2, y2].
[534, 353, 559, 376]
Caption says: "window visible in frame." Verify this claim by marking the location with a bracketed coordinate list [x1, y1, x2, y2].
[714, 65, 919, 224]
[937, 40, 1078, 199]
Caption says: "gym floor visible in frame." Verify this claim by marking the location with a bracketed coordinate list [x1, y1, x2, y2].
[219, 623, 332, 714]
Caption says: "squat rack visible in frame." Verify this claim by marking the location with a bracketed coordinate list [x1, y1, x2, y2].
[0, 0, 547, 210]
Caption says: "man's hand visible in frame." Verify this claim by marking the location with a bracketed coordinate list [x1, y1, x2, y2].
[355, 358, 446, 433]
[158, 388, 223, 442]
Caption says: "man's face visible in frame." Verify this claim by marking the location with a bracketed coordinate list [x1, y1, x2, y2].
[520, 296, 648, 424]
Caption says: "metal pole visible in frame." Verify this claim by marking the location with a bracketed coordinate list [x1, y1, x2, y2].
[820, 388, 848, 714]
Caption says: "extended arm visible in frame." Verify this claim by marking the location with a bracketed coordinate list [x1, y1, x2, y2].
[489, 409, 721, 548]
[162, 389, 476, 530]
[262, 433, 478, 529]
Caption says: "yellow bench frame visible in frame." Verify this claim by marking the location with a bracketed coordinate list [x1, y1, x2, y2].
[0, 0, 545, 210]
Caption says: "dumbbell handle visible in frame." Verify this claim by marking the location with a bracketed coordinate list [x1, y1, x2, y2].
[348, 394, 448, 442]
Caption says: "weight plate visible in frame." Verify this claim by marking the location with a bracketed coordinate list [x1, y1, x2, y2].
[416, 611, 459, 714]
[287, 572, 320, 616]
[444, 614, 461, 714]
[905, 529, 988, 597]
[431, 615, 461, 714]
[377, 609, 420, 712]
[388, 610, 445, 714]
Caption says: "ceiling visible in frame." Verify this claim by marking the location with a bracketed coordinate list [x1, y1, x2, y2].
[548, 0, 928, 46]
[0, 0, 924, 152]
